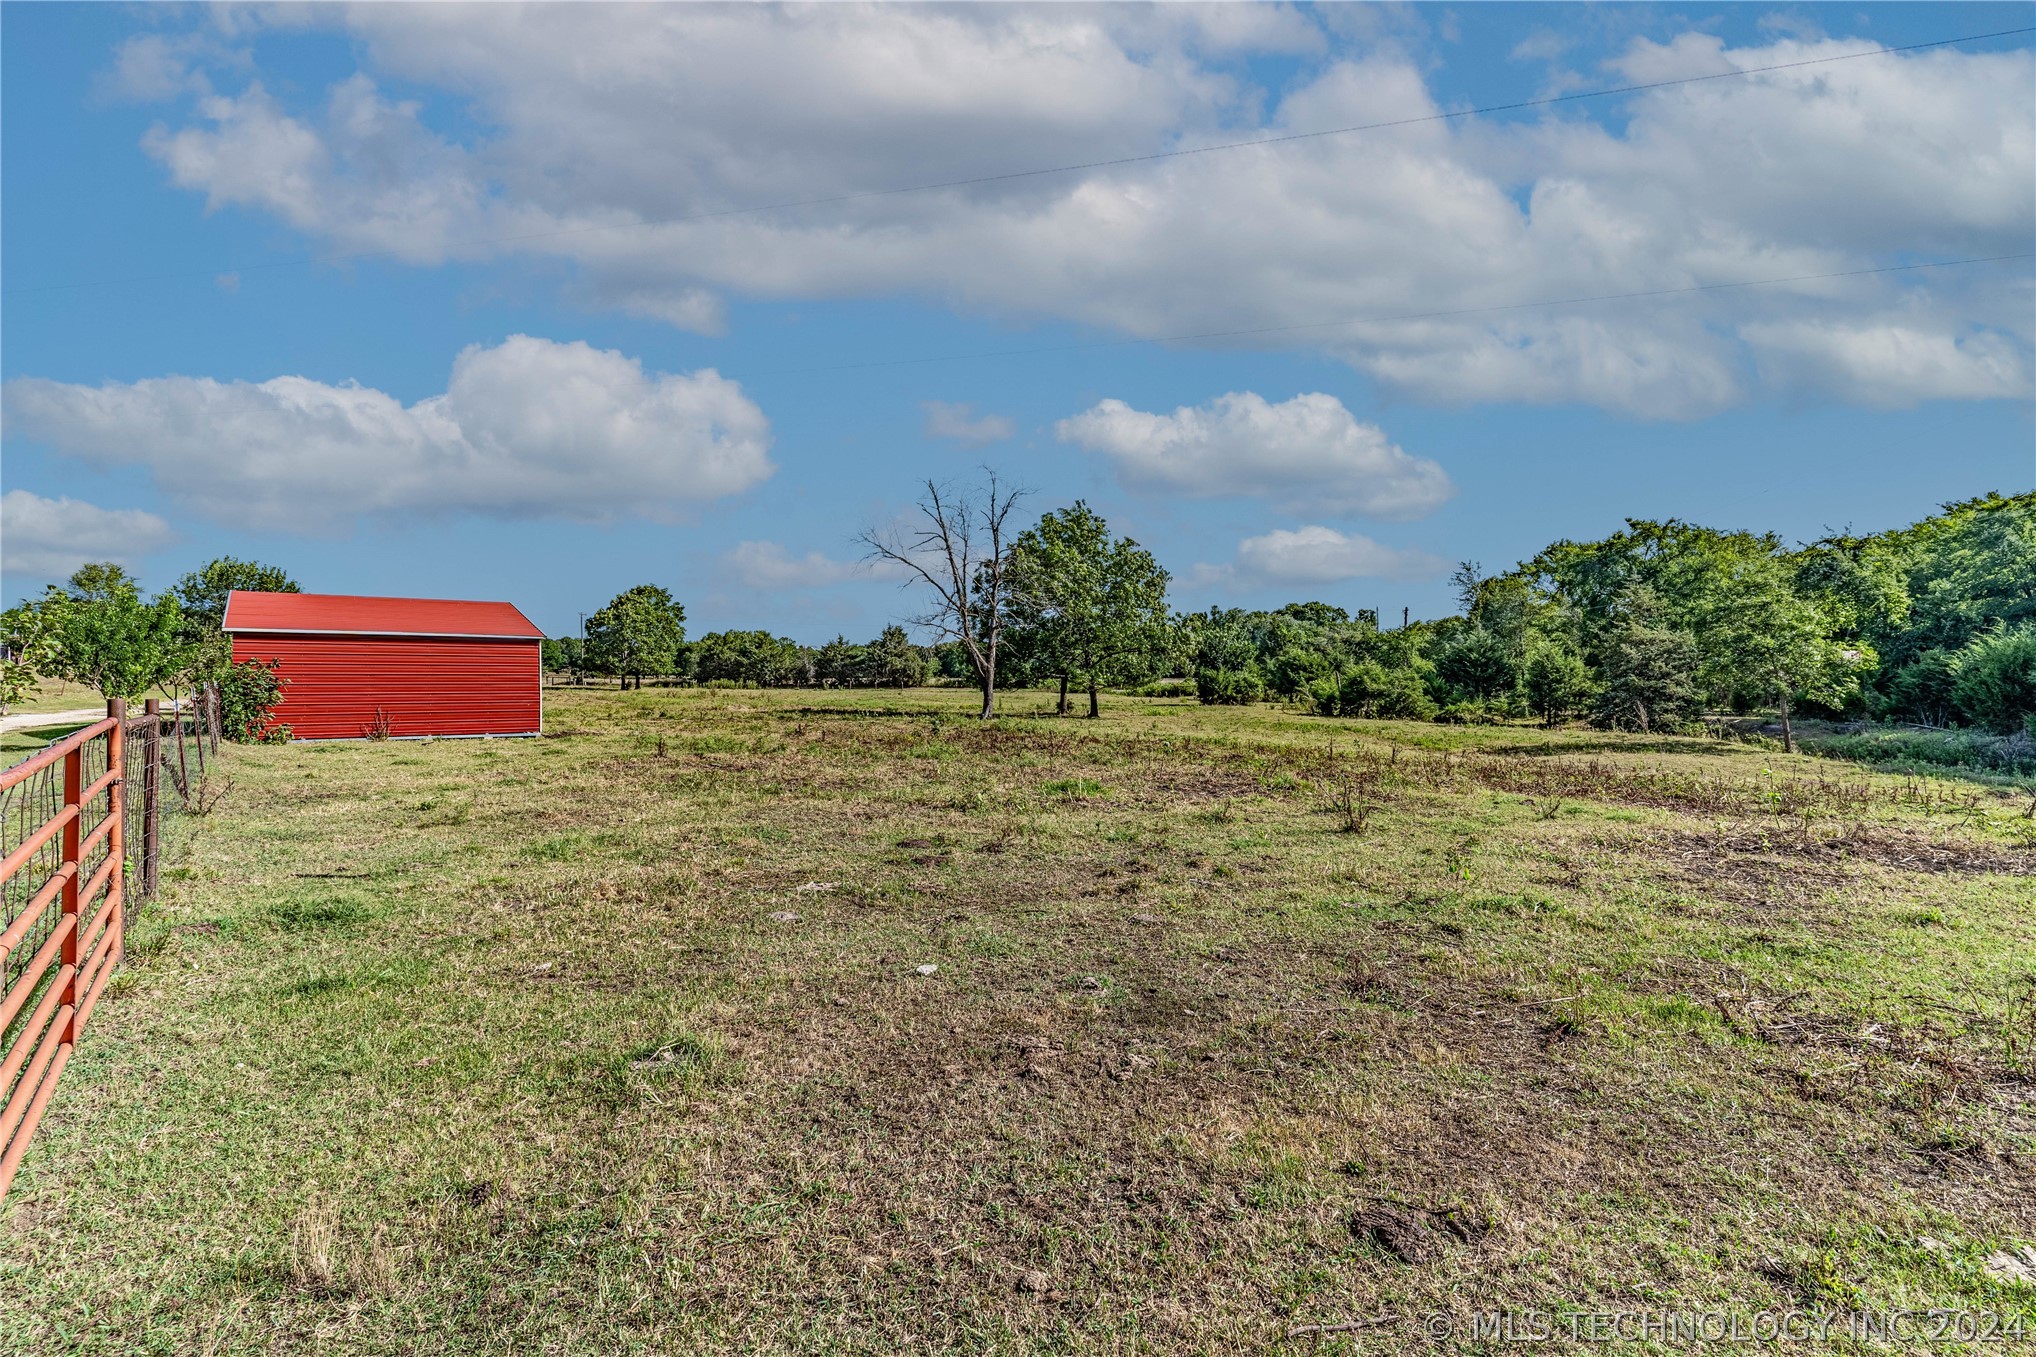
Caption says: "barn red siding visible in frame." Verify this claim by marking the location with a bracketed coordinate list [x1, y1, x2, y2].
[231, 633, 541, 740]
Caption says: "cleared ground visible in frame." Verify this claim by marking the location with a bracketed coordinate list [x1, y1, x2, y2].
[2, 687, 2033, 1353]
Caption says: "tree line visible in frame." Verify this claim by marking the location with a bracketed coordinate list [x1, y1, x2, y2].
[548, 490, 1175, 718]
[543, 588, 932, 693]
[1177, 491, 2034, 749]
[530, 486, 2035, 744]
[7, 489, 2027, 747]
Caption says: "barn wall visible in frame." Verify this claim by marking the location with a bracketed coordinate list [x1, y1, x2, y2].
[229, 633, 541, 739]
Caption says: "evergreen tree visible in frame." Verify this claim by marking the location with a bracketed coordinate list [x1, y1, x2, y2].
[1596, 604, 1700, 734]
[864, 626, 928, 688]
[1523, 639, 1595, 727]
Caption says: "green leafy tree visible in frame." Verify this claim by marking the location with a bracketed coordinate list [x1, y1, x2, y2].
[1888, 493, 2035, 660]
[1312, 660, 1436, 720]
[1885, 649, 1960, 727]
[6, 570, 189, 700]
[813, 636, 868, 688]
[173, 557, 299, 639]
[1277, 601, 1349, 628]
[0, 652, 28, 715]
[694, 631, 807, 687]
[1196, 668, 1265, 705]
[1005, 502, 1173, 717]
[1189, 608, 1263, 706]
[1696, 554, 1868, 752]
[541, 637, 586, 682]
[929, 641, 973, 681]
[1, 604, 64, 714]
[64, 562, 141, 601]
[1267, 645, 1337, 702]
[585, 585, 686, 689]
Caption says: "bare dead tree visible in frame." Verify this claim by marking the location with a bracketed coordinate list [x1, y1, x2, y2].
[860, 473, 1027, 720]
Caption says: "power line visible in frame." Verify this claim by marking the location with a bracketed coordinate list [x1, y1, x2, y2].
[5, 24, 2031, 298]
[750, 253, 2035, 377]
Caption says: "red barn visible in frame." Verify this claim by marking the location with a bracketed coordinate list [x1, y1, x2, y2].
[222, 591, 544, 740]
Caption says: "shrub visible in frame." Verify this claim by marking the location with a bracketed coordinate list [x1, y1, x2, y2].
[1804, 726, 2036, 777]
[1949, 623, 2036, 734]
[1266, 646, 1334, 700]
[1313, 661, 1437, 720]
[1134, 678, 1197, 698]
[1881, 649, 1959, 726]
[217, 658, 287, 742]
[1195, 668, 1264, 705]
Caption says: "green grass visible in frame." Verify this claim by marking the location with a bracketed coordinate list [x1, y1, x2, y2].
[0, 721, 95, 760]
[2, 687, 2033, 1354]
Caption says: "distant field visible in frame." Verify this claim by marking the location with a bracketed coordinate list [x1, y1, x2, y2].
[3, 682, 120, 716]
[4, 684, 179, 723]
[3, 687, 2032, 1353]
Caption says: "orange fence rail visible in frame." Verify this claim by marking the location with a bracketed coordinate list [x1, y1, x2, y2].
[0, 701, 130, 1205]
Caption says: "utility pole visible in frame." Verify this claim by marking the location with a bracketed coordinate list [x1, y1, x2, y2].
[1402, 606, 1410, 630]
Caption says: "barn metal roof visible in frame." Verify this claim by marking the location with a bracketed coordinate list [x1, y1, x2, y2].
[222, 591, 546, 640]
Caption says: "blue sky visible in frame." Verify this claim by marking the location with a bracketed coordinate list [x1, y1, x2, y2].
[4, 2, 2031, 641]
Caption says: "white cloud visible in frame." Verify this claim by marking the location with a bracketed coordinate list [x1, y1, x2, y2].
[921, 401, 1016, 448]
[3, 336, 773, 533]
[721, 541, 863, 590]
[1, 491, 178, 583]
[142, 77, 492, 266]
[1741, 317, 2032, 407]
[609, 286, 727, 337]
[1195, 525, 1448, 590]
[1509, 30, 1569, 63]
[97, 33, 232, 102]
[128, 13, 2034, 416]
[1057, 391, 1453, 518]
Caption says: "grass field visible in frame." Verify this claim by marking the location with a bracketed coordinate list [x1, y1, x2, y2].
[3, 687, 2033, 1353]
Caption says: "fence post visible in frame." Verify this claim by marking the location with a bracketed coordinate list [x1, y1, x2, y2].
[142, 699, 161, 902]
[173, 694, 191, 792]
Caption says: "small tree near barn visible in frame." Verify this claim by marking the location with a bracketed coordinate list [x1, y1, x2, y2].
[586, 585, 687, 689]
[3, 564, 188, 700]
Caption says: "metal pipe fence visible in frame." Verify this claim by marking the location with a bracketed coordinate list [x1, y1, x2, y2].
[0, 693, 209, 1205]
